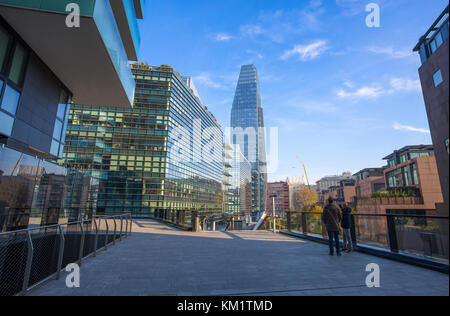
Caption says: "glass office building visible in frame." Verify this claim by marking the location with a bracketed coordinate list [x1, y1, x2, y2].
[63, 64, 224, 226]
[228, 146, 252, 215]
[230, 65, 267, 216]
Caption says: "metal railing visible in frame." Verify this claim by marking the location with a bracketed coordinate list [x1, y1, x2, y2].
[0, 214, 132, 296]
[282, 211, 449, 271]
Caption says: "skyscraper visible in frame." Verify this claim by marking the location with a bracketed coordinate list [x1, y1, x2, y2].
[230, 65, 267, 217]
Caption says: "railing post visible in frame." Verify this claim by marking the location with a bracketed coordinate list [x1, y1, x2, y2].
[21, 231, 34, 296]
[119, 215, 123, 242]
[93, 218, 99, 257]
[124, 215, 128, 239]
[129, 214, 132, 235]
[105, 218, 109, 250]
[78, 220, 85, 266]
[56, 225, 65, 280]
[287, 212, 292, 232]
[112, 218, 117, 245]
[387, 215, 399, 253]
[301, 212, 307, 235]
[350, 214, 357, 246]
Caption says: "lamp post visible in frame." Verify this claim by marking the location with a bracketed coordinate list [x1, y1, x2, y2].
[270, 194, 277, 233]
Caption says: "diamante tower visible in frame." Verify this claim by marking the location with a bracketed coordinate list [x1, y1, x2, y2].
[230, 65, 267, 216]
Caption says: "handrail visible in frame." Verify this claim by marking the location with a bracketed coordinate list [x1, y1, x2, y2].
[0, 214, 132, 236]
[283, 211, 449, 220]
[0, 213, 132, 296]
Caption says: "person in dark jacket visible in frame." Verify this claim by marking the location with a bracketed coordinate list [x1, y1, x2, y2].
[322, 197, 342, 256]
[341, 203, 353, 252]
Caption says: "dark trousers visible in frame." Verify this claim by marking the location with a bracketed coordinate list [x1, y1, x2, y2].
[328, 231, 341, 254]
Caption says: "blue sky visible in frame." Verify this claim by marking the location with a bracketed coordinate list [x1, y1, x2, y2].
[137, 0, 447, 183]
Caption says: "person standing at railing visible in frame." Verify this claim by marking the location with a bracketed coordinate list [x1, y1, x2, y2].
[322, 197, 342, 256]
[341, 203, 353, 253]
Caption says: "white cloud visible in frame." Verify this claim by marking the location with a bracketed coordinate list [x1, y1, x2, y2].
[336, 77, 422, 99]
[239, 1, 325, 44]
[390, 77, 422, 92]
[240, 24, 264, 37]
[192, 73, 226, 90]
[213, 33, 233, 42]
[337, 86, 384, 99]
[281, 40, 329, 61]
[368, 46, 414, 59]
[393, 123, 430, 134]
[269, 118, 309, 131]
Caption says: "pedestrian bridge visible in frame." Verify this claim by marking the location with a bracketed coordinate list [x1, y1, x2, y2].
[27, 220, 449, 296]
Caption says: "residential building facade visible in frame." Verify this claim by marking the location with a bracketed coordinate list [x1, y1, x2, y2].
[414, 5, 449, 219]
[266, 182, 290, 217]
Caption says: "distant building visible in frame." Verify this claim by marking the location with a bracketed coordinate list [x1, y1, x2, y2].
[316, 172, 353, 204]
[349, 146, 445, 254]
[225, 144, 252, 216]
[353, 168, 386, 198]
[355, 145, 443, 216]
[230, 65, 267, 217]
[266, 182, 289, 216]
[414, 5, 449, 219]
[322, 179, 356, 207]
[64, 65, 224, 224]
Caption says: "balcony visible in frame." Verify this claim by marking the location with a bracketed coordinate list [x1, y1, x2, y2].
[0, 0, 142, 107]
[356, 196, 424, 206]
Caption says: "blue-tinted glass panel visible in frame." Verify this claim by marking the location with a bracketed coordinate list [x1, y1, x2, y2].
[0, 111, 14, 136]
[93, 0, 135, 105]
[50, 139, 59, 157]
[8, 43, 27, 86]
[433, 70, 444, 87]
[57, 103, 66, 120]
[1, 85, 20, 115]
[53, 119, 63, 140]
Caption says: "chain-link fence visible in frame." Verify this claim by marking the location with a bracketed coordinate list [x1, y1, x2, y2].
[0, 214, 132, 296]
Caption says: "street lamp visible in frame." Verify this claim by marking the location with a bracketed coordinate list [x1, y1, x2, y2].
[269, 194, 277, 233]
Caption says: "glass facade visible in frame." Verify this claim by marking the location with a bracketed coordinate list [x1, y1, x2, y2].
[0, 0, 142, 105]
[63, 64, 224, 224]
[230, 65, 267, 215]
[0, 23, 27, 138]
[0, 145, 98, 232]
[226, 146, 252, 215]
[417, 11, 449, 64]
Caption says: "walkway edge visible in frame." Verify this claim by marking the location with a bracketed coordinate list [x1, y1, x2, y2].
[279, 230, 449, 274]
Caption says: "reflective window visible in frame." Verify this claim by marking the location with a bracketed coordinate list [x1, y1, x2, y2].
[8, 43, 27, 86]
[0, 111, 14, 136]
[50, 139, 60, 157]
[1, 84, 20, 115]
[433, 69, 443, 87]
[53, 119, 63, 140]
[0, 26, 10, 73]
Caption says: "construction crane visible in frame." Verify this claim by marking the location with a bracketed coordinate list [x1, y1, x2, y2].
[295, 155, 311, 189]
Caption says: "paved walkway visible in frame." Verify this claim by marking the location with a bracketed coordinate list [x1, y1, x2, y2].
[29, 220, 449, 296]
